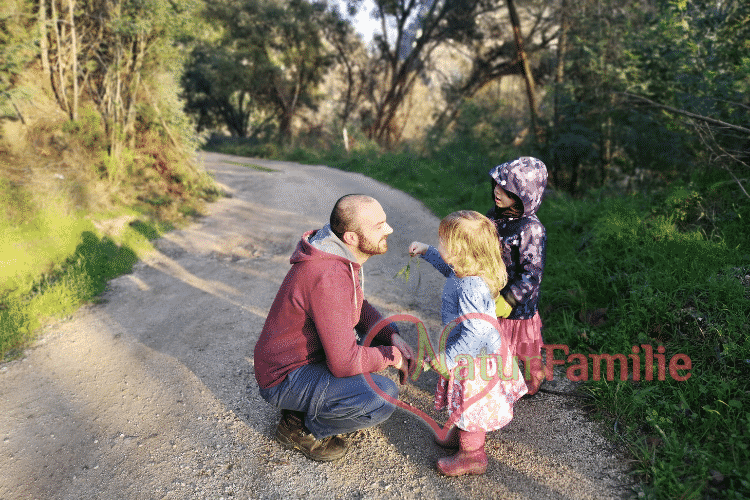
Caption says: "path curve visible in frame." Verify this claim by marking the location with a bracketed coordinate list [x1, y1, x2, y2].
[1, 152, 632, 499]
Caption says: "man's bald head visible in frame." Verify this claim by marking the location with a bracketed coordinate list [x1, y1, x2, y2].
[329, 194, 377, 239]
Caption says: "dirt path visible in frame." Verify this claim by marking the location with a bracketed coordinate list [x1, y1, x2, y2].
[1, 152, 633, 499]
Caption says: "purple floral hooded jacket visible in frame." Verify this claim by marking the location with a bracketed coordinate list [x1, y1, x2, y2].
[486, 157, 547, 320]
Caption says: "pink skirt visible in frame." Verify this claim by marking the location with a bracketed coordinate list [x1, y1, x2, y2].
[434, 345, 528, 433]
[498, 312, 544, 377]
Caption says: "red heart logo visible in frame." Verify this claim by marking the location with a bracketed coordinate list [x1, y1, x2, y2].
[363, 313, 520, 442]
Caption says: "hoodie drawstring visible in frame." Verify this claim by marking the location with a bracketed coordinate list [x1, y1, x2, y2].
[349, 263, 358, 312]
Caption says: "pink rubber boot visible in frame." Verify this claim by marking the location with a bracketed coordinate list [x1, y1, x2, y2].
[434, 425, 459, 449]
[436, 430, 488, 476]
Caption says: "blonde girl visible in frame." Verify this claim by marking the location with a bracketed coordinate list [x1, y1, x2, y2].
[409, 211, 527, 476]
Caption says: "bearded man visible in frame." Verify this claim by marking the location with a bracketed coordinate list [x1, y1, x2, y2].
[254, 194, 414, 461]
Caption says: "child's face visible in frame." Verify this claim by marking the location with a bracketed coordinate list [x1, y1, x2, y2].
[493, 183, 515, 208]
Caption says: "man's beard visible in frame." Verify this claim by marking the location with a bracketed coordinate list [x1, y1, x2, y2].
[357, 232, 388, 256]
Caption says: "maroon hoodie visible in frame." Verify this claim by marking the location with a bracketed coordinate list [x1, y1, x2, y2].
[254, 226, 401, 389]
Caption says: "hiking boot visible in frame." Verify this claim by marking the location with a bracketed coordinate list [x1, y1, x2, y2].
[275, 410, 348, 462]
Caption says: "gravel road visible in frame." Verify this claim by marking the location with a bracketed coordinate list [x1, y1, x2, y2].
[0, 152, 634, 499]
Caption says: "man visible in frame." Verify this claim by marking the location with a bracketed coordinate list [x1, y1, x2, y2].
[254, 194, 414, 462]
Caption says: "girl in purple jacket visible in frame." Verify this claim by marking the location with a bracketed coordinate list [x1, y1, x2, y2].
[487, 157, 548, 395]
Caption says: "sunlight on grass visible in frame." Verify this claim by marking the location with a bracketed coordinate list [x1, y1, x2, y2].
[1, 209, 92, 293]
[0, 207, 162, 360]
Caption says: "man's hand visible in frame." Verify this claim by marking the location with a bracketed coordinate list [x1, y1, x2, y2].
[391, 333, 415, 384]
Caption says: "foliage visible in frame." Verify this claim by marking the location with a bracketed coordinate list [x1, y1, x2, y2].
[183, 0, 340, 141]
[539, 185, 749, 499]
[343, 0, 511, 147]
[182, 44, 275, 138]
[627, 0, 750, 197]
[32, 0, 208, 186]
[0, 0, 35, 118]
[548, 0, 750, 197]
[0, 0, 221, 360]
[426, 97, 521, 163]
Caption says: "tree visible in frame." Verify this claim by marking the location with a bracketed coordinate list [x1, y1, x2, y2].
[552, 0, 750, 195]
[619, 0, 750, 197]
[190, 0, 338, 142]
[183, 44, 275, 138]
[320, 4, 368, 130]
[549, 0, 669, 194]
[351, 0, 556, 148]
[35, 0, 205, 173]
[0, 0, 36, 123]
[345, 0, 510, 147]
[505, 0, 542, 141]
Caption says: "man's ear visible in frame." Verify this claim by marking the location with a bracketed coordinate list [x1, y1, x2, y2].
[341, 231, 358, 247]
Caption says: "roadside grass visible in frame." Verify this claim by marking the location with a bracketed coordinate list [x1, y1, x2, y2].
[0, 207, 170, 360]
[214, 139, 750, 499]
[540, 189, 750, 499]
[1, 101, 222, 361]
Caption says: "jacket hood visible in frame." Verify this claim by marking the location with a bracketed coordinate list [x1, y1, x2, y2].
[290, 224, 357, 264]
[489, 157, 547, 217]
[290, 223, 364, 292]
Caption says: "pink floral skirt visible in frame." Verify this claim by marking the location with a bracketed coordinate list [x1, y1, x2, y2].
[434, 344, 528, 433]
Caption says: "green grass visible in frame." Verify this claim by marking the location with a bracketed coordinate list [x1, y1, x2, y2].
[0, 208, 168, 360]
[245, 142, 749, 500]
[539, 191, 750, 499]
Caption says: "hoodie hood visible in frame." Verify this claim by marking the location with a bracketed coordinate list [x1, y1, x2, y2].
[307, 223, 359, 262]
[290, 223, 357, 264]
[291, 223, 364, 296]
[489, 157, 547, 217]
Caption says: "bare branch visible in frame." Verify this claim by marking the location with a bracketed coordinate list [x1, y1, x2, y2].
[620, 92, 750, 135]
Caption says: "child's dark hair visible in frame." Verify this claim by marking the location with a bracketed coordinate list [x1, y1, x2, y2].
[490, 180, 524, 219]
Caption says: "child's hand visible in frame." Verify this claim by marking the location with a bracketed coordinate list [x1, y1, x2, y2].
[408, 241, 429, 256]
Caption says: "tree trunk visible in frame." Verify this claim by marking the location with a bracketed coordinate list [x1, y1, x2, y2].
[506, 0, 541, 143]
[39, 0, 53, 93]
[551, 0, 569, 188]
[67, 0, 78, 120]
[50, 0, 69, 114]
[124, 31, 145, 149]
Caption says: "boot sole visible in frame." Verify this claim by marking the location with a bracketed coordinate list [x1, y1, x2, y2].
[437, 463, 488, 476]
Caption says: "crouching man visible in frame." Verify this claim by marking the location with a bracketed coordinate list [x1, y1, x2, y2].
[254, 194, 414, 461]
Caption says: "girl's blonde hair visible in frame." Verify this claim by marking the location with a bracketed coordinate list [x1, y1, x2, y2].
[438, 210, 508, 297]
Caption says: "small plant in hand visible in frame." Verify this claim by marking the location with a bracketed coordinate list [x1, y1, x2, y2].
[394, 254, 421, 285]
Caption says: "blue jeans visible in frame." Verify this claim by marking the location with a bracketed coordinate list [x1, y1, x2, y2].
[258, 363, 399, 439]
